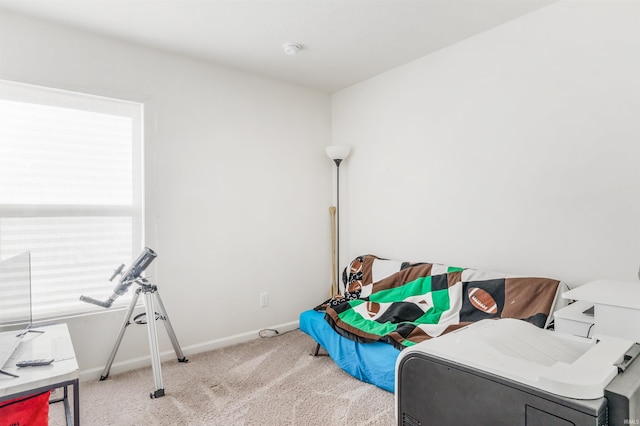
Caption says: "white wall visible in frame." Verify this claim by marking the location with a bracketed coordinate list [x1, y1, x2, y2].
[2, 0, 639, 380]
[0, 11, 332, 379]
[332, 0, 640, 287]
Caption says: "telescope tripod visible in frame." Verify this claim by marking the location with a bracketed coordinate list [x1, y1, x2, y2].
[99, 278, 188, 398]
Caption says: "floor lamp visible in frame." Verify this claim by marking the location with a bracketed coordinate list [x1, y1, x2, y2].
[326, 145, 350, 295]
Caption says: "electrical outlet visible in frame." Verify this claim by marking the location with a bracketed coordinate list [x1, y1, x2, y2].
[260, 292, 269, 307]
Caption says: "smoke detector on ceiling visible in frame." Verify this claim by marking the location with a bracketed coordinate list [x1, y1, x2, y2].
[282, 43, 302, 56]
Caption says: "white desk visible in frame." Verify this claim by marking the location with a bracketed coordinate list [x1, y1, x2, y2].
[563, 280, 640, 342]
[0, 323, 79, 425]
[553, 300, 595, 338]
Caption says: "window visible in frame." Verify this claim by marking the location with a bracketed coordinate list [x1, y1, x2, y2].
[0, 80, 144, 319]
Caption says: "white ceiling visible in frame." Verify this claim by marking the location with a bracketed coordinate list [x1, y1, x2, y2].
[0, 0, 557, 93]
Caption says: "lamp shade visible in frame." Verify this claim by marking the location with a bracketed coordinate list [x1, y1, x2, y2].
[325, 145, 350, 161]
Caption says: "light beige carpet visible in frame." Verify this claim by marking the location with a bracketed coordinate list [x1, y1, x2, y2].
[50, 329, 395, 425]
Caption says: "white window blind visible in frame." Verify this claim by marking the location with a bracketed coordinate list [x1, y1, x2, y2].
[0, 80, 144, 320]
[0, 251, 32, 326]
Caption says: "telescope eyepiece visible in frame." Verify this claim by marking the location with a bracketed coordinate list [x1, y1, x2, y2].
[79, 295, 114, 308]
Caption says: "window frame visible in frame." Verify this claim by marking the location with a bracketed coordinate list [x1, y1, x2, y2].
[0, 79, 145, 320]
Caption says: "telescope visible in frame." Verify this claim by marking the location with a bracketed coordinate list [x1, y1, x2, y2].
[80, 247, 157, 308]
[79, 247, 186, 398]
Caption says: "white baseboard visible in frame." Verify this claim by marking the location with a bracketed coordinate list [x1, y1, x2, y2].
[78, 320, 300, 382]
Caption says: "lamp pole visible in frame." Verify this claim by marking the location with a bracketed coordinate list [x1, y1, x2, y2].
[334, 158, 342, 293]
[326, 146, 350, 294]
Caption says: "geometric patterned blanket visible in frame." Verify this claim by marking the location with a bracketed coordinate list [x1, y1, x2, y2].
[321, 255, 560, 350]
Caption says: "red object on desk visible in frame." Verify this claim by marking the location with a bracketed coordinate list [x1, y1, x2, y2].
[0, 391, 50, 426]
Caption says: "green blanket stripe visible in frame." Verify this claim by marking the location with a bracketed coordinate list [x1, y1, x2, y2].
[369, 276, 433, 303]
[337, 302, 399, 336]
[448, 266, 464, 273]
[414, 306, 445, 325]
[431, 288, 451, 311]
[368, 276, 452, 311]
[336, 288, 452, 338]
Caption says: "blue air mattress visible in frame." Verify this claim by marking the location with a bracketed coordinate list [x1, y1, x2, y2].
[299, 309, 400, 393]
